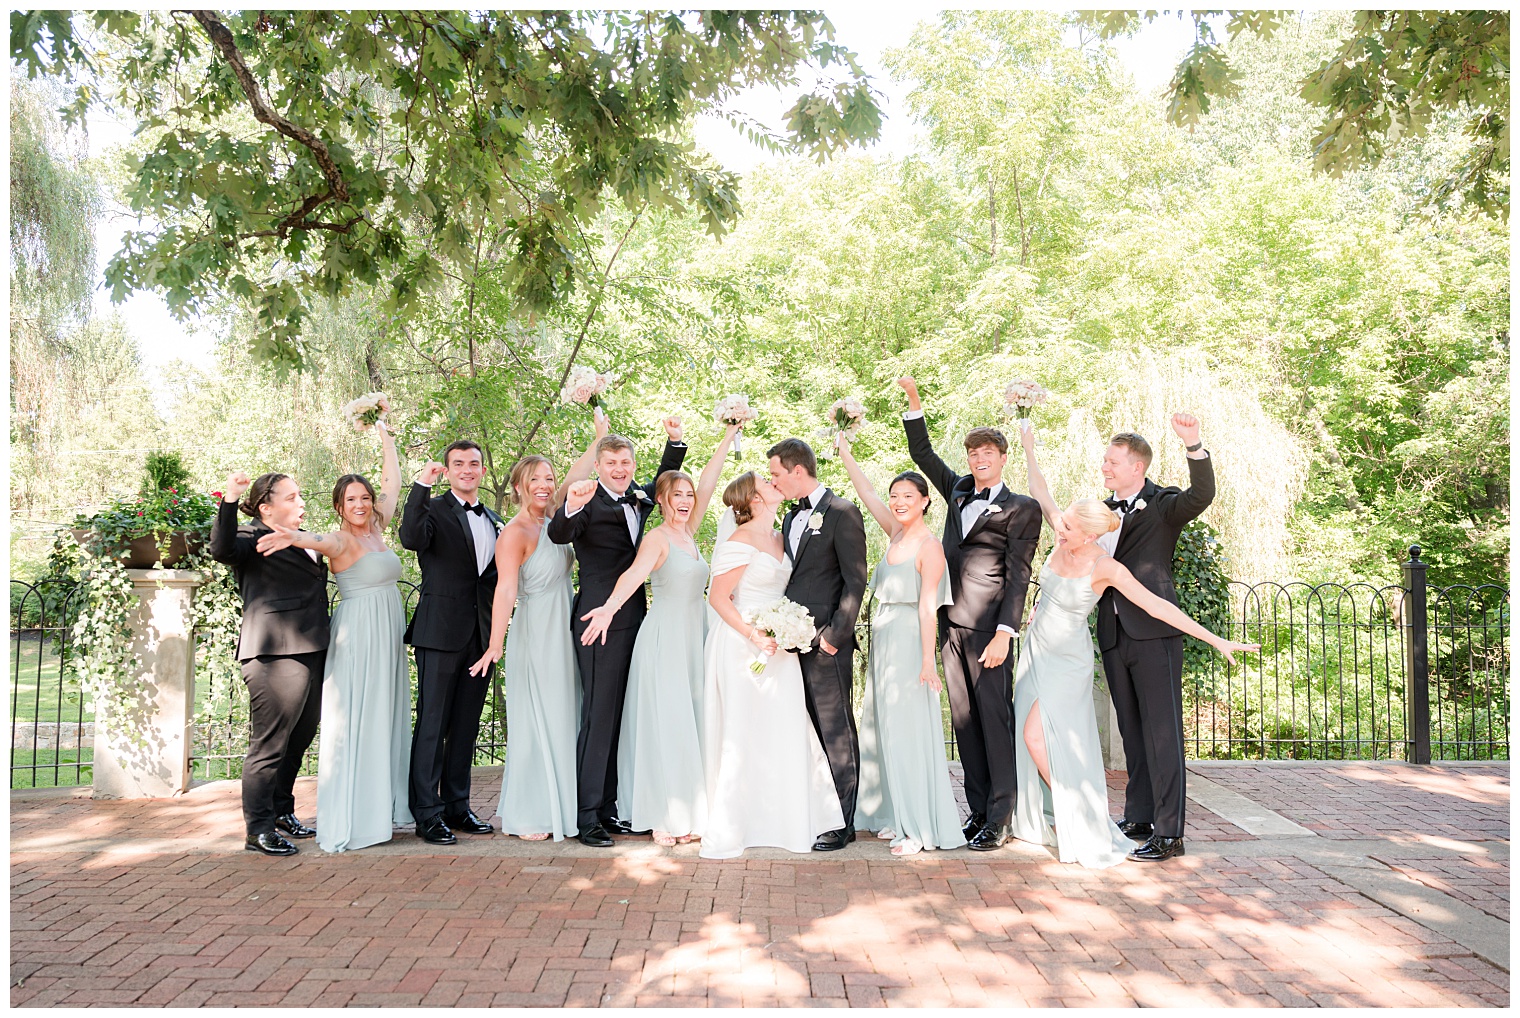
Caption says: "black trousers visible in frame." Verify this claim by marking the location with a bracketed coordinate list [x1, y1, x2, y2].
[572, 625, 639, 828]
[1102, 631, 1187, 838]
[410, 631, 492, 823]
[798, 644, 859, 831]
[241, 651, 324, 836]
[941, 625, 1016, 826]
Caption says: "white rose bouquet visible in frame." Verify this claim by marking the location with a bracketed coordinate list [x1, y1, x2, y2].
[713, 393, 759, 457]
[343, 392, 392, 433]
[816, 397, 866, 456]
[561, 365, 616, 409]
[1003, 379, 1049, 421]
[743, 597, 817, 674]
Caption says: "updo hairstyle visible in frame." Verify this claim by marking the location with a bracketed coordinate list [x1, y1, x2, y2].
[240, 473, 291, 521]
[888, 471, 933, 515]
[1069, 498, 1122, 538]
[722, 471, 759, 526]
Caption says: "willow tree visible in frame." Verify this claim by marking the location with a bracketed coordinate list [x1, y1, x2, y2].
[12, 10, 883, 367]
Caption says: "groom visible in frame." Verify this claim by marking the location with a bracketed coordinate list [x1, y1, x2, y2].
[549, 416, 686, 847]
[1097, 413, 1215, 862]
[768, 438, 868, 851]
[400, 440, 503, 845]
[898, 377, 1042, 851]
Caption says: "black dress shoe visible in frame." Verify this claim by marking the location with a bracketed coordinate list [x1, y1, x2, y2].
[1118, 821, 1154, 842]
[578, 823, 615, 848]
[245, 831, 298, 856]
[961, 811, 986, 842]
[604, 817, 651, 836]
[1129, 835, 1185, 862]
[273, 813, 316, 839]
[966, 822, 1011, 852]
[812, 827, 856, 852]
[415, 816, 457, 845]
[443, 809, 494, 835]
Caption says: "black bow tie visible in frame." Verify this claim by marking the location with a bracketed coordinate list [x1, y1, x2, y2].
[962, 488, 991, 506]
[1108, 496, 1139, 515]
[796, 495, 813, 511]
[464, 501, 486, 516]
[616, 491, 640, 508]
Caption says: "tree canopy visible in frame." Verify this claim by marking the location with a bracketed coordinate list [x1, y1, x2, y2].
[11, 9, 883, 365]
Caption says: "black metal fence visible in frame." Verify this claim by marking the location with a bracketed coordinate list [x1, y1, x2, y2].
[9, 546, 1509, 789]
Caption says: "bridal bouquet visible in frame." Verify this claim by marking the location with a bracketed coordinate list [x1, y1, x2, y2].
[1003, 379, 1048, 421]
[343, 392, 392, 433]
[561, 365, 616, 409]
[714, 393, 758, 456]
[817, 397, 866, 456]
[743, 597, 816, 674]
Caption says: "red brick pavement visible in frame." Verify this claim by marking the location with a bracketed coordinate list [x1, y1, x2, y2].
[11, 848, 1507, 1008]
[1192, 763, 1509, 841]
[1371, 853, 1510, 922]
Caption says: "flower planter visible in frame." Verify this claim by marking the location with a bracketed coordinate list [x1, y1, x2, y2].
[74, 529, 203, 568]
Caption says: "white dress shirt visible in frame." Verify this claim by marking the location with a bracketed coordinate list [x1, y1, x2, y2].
[788, 482, 829, 557]
[453, 492, 497, 574]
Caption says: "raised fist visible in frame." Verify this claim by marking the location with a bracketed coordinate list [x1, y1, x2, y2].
[566, 478, 598, 512]
[223, 472, 252, 503]
[415, 461, 446, 485]
[896, 376, 918, 397]
[662, 415, 684, 443]
[1171, 412, 1201, 447]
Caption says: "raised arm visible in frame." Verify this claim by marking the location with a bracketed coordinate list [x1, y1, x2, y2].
[690, 422, 740, 533]
[1017, 421, 1060, 530]
[373, 421, 402, 529]
[834, 432, 897, 537]
[897, 377, 960, 501]
[398, 461, 445, 551]
[1094, 558, 1258, 665]
[637, 415, 689, 499]
[578, 529, 671, 645]
[1159, 412, 1216, 527]
[547, 478, 596, 544]
[468, 525, 532, 676]
[554, 408, 610, 510]
[256, 522, 350, 559]
[209, 472, 255, 564]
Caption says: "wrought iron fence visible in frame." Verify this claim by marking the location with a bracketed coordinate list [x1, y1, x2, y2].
[9, 546, 1509, 789]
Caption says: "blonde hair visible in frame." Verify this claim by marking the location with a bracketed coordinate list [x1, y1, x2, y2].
[1069, 498, 1122, 538]
[508, 455, 554, 506]
[654, 469, 695, 510]
[723, 472, 758, 525]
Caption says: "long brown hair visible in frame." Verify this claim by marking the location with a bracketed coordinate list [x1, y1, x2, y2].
[332, 474, 379, 531]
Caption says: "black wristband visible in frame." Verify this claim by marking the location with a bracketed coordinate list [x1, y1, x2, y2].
[1185, 441, 1203, 452]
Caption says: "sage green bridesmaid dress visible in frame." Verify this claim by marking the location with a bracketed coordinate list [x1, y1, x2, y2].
[316, 548, 413, 853]
[855, 550, 966, 853]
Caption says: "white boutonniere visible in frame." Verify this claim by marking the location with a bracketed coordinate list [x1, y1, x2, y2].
[983, 504, 1002, 515]
[807, 512, 826, 532]
[1133, 499, 1147, 512]
[635, 490, 652, 503]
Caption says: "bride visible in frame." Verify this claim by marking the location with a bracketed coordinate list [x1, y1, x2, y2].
[700, 471, 844, 859]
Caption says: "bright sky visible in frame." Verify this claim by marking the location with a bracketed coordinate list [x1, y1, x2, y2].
[85, 10, 1200, 387]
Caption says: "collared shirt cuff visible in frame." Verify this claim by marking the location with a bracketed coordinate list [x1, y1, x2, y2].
[564, 503, 583, 518]
[996, 624, 1017, 637]
[902, 410, 925, 421]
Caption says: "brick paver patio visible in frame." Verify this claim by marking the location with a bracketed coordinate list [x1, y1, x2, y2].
[11, 763, 1509, 1007]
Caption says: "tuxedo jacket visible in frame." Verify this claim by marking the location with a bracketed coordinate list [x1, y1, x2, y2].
[546, 441, 687, 633]
[1096, 454, 1216, 650]
[398, 484, 504, 651]
[904, 414, 1042, 633]
[780, 487, 868, 652]
[209, 500, 330, 662]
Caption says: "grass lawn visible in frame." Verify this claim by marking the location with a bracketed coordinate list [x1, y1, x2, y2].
[10, 749, 92, 789]
[8, 636, 89, 726]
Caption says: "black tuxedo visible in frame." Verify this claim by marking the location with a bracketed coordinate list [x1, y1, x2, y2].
[1098, 454, 1216, 839]
[398, 484, 504, 823]
[904, 413, 1042, 827]
[781, 487, 868, 830]
[210, 500, 329, 835]
[547, 440, 687, 828]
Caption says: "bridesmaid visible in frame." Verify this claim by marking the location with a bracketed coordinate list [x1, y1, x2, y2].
[578, 423, 740, 845]
[834, 434, 966, 856]
[256, 419, 408, 853]
[467, 412, 607, 840]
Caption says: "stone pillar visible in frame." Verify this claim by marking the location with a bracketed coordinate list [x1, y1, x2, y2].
[1093, 658, 1127, 771]
[92, 569, 205, 799]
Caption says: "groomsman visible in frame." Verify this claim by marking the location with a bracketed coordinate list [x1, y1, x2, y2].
[1097, 414, 1215, 862]
[399, 441, 503, 845]
[897, 378, 1042, 851]
[768, 438, 868, 851]
[549, 418, 687, 847]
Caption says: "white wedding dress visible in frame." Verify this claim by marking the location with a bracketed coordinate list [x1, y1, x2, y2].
[700, 539, 844, 859]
